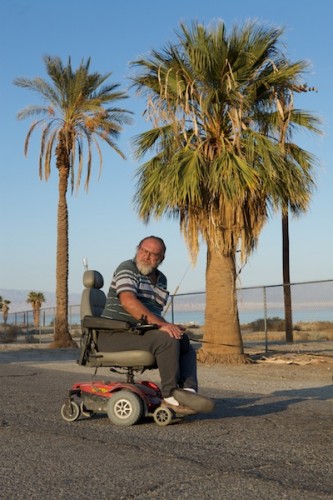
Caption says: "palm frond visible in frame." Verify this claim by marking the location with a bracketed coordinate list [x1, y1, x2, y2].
[131, 20, 321, 260]
[15, 55, 131, 191]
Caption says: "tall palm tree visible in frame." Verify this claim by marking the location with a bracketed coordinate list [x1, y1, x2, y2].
[257, 82, 321, 342]
[26, 291, 46, 329]
[273, 86, 321, 342]
[15, 56, 132, 347]
[130, 21, 319, 362]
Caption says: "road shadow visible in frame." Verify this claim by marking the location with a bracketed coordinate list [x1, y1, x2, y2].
[202, 383, 333, 421]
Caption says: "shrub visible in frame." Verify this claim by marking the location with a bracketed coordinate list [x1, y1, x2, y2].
[0, 325, 20, 343]
[247, 317, 286, 332]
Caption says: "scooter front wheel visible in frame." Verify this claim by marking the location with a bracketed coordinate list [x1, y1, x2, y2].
[153, 406, 173, 426]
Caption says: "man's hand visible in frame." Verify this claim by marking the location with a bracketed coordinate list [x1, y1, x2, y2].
[119, 291, 185, 339]
[159, 322, 186, 339]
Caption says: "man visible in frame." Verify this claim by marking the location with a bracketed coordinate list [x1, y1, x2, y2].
[100, 235, 198, 414]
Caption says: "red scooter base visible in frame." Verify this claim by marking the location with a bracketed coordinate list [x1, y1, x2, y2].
[61, 379, 180, 427]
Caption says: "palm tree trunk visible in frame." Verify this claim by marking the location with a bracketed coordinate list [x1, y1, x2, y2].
[33, 307, 38, 329]
[53, 156, 76, 347]
[198, 245, 246, 363]
[282, 212, 293, 342]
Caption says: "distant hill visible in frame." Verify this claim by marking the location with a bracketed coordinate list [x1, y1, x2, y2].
[0, 289, 81, 313]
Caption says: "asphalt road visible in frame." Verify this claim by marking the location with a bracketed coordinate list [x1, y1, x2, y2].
[0, 347, 332, 499]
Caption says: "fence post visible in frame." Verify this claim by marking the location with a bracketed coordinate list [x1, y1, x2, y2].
[263, 286, 268, 353]
[69, 305, 72, 334]
[170, 296, 175, 323]
[53, 307, 56, 337]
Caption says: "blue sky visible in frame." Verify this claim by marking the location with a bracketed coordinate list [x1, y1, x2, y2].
[1, 0, 332, 298]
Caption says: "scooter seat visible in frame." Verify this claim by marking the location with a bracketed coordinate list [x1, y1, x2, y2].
[86, 350, 156, 368]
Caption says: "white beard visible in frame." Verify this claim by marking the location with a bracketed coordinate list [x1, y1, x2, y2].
[136, 261, 155, 276]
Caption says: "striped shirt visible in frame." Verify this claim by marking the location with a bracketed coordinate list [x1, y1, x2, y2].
[102, 259, 169, 323]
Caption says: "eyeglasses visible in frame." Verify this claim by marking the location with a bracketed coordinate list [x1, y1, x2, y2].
[138, 246, 163, 260]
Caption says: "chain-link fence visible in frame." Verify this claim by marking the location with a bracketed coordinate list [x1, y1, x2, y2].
[166, 280, 333, 351]
[6, 305, 81, 332]
[165, 279, 333, 323]
[3, 279, 333, 350]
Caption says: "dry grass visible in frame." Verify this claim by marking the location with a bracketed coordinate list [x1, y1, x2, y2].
[186, 320, 333, 343]
[295, 321, 333, 332]
[242, 330, 333, 342]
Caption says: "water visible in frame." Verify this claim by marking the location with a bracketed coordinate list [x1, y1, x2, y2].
[166, 308, 333, 325]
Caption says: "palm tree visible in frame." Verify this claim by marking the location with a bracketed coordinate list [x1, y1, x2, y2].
[273, 86, 321, 342]
[0, 298, 11, 325]
[130, 21, 319, 362]
[14, 56, 132, 347]
[256, 82, 321, 342]
[26, 291, 46, 329]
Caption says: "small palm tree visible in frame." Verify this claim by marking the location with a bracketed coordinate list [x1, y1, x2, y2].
[14, 56, 132, 347]
[0, 298, 11, 325]
[130, 21, 319, 362]
[27, 291, 46, 329]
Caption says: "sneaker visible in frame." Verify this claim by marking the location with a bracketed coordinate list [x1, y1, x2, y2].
[161, 401, 197, 416]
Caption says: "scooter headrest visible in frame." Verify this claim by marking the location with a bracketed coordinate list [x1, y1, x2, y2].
[83, 270, 104, 290]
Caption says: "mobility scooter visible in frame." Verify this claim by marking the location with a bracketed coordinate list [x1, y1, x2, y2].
[60, 270, 213, 426]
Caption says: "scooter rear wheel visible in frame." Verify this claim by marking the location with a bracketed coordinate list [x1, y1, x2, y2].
[107, 390, 143, 426]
